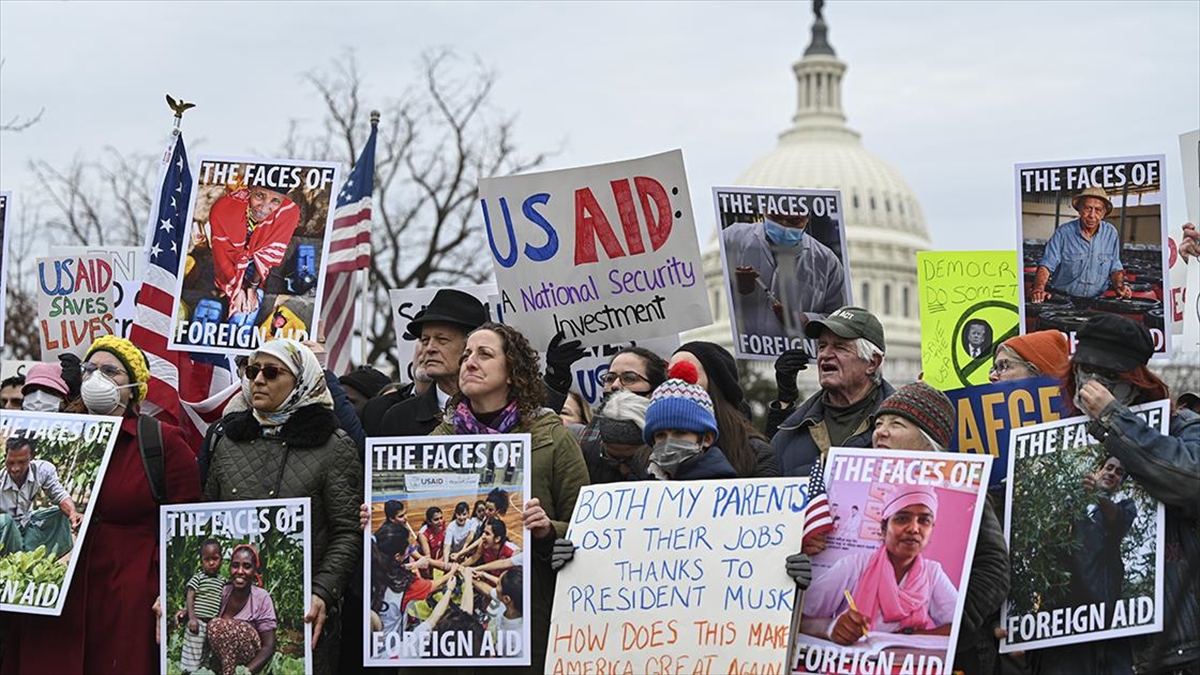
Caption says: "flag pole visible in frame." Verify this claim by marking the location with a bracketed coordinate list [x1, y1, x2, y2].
[358, 110, 381, 369]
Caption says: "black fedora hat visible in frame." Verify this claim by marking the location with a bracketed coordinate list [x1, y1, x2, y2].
[405, 289, 488, 338]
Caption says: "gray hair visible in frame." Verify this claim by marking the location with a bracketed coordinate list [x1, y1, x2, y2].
[919, 429, 945, 452]
[855, 338, 886, 385]
[598, 390, 649, 430]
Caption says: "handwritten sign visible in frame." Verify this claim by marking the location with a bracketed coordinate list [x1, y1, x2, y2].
[1000, 401, 1167, 653]
[943, 377, 1066, 487]
[712, 186, 853, 360]
[569, 335, 680, 407]
[549, 478, 808, 675]
[795, 448, 992, 675]
[479, 150, 711, 349]
[36, 252, 117, 359]
[918, 251, 1019, 389]
[60, 246, 143, 340]
[0, 411, 121, 616]
[1015, 155, 1170, 357]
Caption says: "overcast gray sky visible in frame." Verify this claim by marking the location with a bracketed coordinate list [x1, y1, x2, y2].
[1, 0, 1197, 252]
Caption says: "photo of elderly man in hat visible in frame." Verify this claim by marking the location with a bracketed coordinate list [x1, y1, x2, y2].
[1031, 186, 1132, 303]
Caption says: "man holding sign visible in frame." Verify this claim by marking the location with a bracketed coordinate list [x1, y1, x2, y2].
[1031, 187, 1131, 302]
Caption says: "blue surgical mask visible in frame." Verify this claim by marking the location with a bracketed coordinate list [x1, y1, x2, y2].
[764, 218, 805, 247]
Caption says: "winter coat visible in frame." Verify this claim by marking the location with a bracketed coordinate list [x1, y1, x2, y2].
[953, 499, 1010, 675]
[670, 445, 739, 481]
[772, 380, 896, 477]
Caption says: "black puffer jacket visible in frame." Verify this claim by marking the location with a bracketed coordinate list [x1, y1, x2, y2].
[204, 404, 363, 607]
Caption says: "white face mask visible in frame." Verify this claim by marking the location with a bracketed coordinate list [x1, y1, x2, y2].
[22, 390, 63, 413]
[81, 373, 137, 415]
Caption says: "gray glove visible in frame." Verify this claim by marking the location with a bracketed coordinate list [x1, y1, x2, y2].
[786, 552, 813, 590]
[551, 538, 576, 572]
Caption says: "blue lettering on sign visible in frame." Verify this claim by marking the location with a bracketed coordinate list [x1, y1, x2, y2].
[481, 193, 561, 268]
[38, 259, 76, 296]
[521, 193, 558, 262]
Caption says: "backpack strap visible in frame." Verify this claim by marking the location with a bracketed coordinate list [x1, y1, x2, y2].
[137, 414, 166, 505]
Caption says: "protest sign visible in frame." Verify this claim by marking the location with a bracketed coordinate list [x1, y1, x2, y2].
[1, 360, 39, 381]
[0, 411, 120, 615]
[1174, 130, 1200, 351]
[944, 376, 1067, 488]
[160, 498, 312, 675]
[0, 192, 9, 345]
[1015, 156, 1170, 357]
[169, 156, 341, 355]
[388, 285, 498, 384]
[60, 246, 143, 340]
[569, 335, 680, 407]
[795, 448, 992, 675]
[364, 434, 532, 666]
[918, 251, 1020, 389]
[35, 252, 117, 359]
[713, 186, 853, 360]
[1000, 400, 1167, 654]
[479, 150, 711, 349]
[549, 478, 809, 675]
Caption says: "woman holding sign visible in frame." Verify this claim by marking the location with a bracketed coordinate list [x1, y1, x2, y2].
[433, 321, 588, 674]
[2, 336, 202, 675]
[205, 544, 278, 675]
[204, 339, 362, 675]
[1036, 315, 1199, 674]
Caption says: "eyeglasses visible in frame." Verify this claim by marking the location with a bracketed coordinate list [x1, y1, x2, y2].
[82, 363, 128, 380]
[245, 364, 292, 381]
[989, 358, 1035, 376]
[601, 371, 650, 387]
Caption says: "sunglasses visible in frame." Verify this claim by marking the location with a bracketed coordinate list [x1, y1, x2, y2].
[601, 371, 650, 387]
[245, 364, 292, 381]
[82, 362, 128, 380]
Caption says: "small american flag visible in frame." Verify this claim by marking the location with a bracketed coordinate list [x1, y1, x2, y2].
[130, 134, 237, 451]
[802, 458, 834, 543]
[320, 119, 378, 375]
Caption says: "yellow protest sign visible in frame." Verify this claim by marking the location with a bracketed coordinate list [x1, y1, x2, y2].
[918, 251, 1020, 389]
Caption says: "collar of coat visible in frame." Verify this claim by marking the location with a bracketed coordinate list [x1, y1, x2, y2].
[222, 403, 340, 448]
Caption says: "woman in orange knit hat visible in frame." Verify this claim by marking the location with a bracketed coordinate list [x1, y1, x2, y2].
[988, 330, 1070, 383]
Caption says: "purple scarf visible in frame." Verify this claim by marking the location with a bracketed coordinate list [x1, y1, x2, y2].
[452, 399, 521, 435]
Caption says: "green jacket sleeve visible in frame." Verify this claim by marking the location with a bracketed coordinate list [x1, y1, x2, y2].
[312, 432, 364, 606]
[546, 422, 590, 541]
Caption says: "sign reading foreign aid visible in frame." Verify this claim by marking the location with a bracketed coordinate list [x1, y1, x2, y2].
[479, 150, 712, 349]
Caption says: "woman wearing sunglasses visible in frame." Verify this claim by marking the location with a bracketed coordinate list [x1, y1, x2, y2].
[3, 336, 201, 675]
[203, 339, 362, 675]
[432, 322, 588, 674]
[1031, 314, 1199, 675]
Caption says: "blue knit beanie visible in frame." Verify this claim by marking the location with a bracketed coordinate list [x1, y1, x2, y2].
[643, 361, 719, 445]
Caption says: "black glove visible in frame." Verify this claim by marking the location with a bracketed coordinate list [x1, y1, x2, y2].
[550, 538, 576, 572]
[774, 348, 809, 403]
[544, 331, 586, 393]
[58, 353, 83, 399]
[786, 552, 813, 590]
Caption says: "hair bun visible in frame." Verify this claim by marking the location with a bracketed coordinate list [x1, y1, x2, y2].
[667, 360, 699, 385]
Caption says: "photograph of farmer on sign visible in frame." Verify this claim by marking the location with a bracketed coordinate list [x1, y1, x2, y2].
[0, 411, 120, 616]
[712, 186, 852, 360]
[1016, 156, 1170, 357]
[169, 156, 340, 355]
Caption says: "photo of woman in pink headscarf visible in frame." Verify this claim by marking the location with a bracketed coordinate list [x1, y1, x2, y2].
[802, 485, 957, 645]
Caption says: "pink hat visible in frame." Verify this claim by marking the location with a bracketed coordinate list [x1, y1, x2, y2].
[882, 485, 939, 520]
[21, 363, 69, 398]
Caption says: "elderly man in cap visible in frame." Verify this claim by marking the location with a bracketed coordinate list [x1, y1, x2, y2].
[1031, 186, 1132, 302]
[772, 306, 894, 477]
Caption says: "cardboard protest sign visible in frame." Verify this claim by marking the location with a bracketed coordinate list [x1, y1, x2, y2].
[1174, 130, 1200, 351]
[0, 411, 120, 615]
[795, 448, 992, 675]
[918, 251, 1020, 389]
[944, 377, 1067, 488]
[1000, 400, 1167, 654]
[1015, 156, 1170, 357]
[479, 150, 711, 349]
[364, 434, 532, 666]
[388, 285, 498, 384]
[713, 186, 853, 360]
[0, 192, 9, 345]
[35, 252, 117, 359]
[60, 246, 143, 340]
[160, 498, 312, 675]
[169, 156, 340, 355]
[550, 478, 809, 675]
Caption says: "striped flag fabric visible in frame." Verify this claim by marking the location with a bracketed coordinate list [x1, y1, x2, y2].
[130, 133, 237, 451]
[321, 118, 378, 375]
[802, 458, 834, 543]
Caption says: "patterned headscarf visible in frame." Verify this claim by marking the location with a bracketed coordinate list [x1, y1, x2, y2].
[247, 339, 333, 430]
[230, 543, 264, 587]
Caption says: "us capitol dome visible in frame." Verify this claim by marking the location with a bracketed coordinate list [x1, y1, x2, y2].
[688, 5, 928, 392]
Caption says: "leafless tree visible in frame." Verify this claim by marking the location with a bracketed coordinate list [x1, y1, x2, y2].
[3, 203, 46, 360]
[0, 58, 44, 133]
[296, 49, 551, 369]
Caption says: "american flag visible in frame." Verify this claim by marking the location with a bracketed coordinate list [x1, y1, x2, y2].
[130, 134, 237, 451]
[320, 119, 378, 375]
[802, 458, 834, 543]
